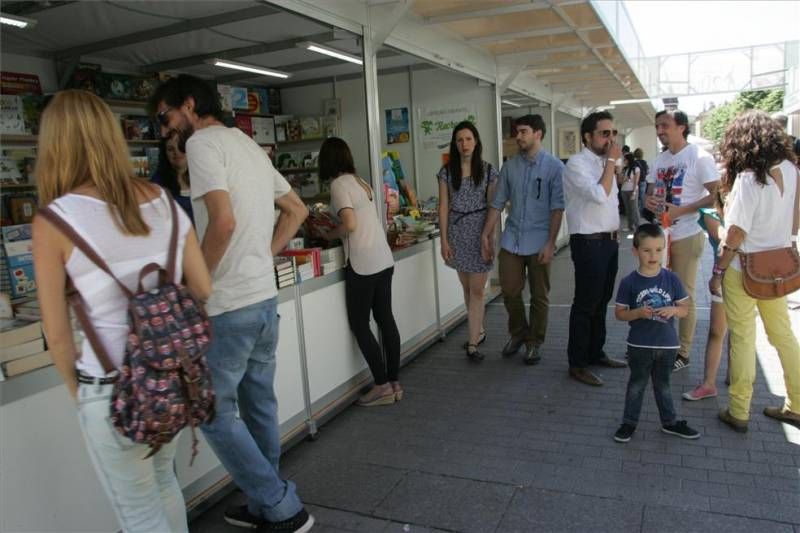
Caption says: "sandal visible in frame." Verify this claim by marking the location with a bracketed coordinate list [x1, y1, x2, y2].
[466, 343, 485, 362]
[462, 330, 486, 349]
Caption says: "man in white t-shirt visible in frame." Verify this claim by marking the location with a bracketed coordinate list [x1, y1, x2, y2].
[150, 75, 314, 532]
[645, 109, 720, 372]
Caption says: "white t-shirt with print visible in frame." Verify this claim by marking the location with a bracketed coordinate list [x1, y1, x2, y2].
[187, 125, 291, 316]
[647, 143, 719, 241]
[725, 160, 798, 272]
[330, 174, 394, 276]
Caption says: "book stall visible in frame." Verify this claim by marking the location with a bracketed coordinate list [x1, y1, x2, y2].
[0, 3, 501, 531]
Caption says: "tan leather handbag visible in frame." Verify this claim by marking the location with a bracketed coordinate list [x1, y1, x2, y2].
[739, 247, 800, 299]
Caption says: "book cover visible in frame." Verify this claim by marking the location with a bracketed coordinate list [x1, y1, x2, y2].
[130, 77, 157, 102]
[1, 95, 26, 134]
[267, 88, 281, 115]
[0, 156, 24, 183]
[286, 119, 302, 141]
[230, 86, 248, 110]
[9, 197, 37, 224]
[234, 114, 253, 137]
[122, 116, 155, 140]
[1, 350, 52, 377]
[251, 116, 276, 144]
[69, 63, 102, 94]
[0, 337, 44, 363]
[21, 95, 45, 135]
[0, 319, 41, 348]
[0, 71, 42, 95]
[300, 117, 321, 140]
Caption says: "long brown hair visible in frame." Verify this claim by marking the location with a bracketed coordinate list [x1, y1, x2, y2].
[36, 90, 150, 235]
[446, 121, 484, 191]
[719, 109, 798, 193]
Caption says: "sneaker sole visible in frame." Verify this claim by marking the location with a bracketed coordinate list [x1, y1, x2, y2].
[682, 391, 717, 401]
[613, 435, 632, 443]
[661, 427, 701, 439]
[224, 516, 261, 529]
[296, 515, 315, 533]
[357, 394, 396, 407]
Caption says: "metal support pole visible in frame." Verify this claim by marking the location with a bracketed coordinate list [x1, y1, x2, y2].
[430, 237, 444, 340]
[362, 20, 386, 228]
[292, 284, 317, 438]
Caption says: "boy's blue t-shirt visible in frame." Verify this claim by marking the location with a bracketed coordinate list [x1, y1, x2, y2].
[615, 268, 688, 349]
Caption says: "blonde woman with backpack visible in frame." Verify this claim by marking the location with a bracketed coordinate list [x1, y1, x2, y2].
[33, 90, 211, 532]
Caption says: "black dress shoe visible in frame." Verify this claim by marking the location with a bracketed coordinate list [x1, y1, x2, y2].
[595, 354, 627, 368]
[524, 344, 541, 365]
[466, 344, 485, 363]
[569, 367, 604, 386]
[462, 331, 487, 349]
[502, 337, 525, 356]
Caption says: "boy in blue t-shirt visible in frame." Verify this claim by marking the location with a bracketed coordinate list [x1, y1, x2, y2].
[613, 223, 701, 443]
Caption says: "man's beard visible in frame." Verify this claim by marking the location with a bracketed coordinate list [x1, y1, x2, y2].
[176, 124, 195, 153]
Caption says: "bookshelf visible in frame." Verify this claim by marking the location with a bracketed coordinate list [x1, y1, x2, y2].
[0, 183, 37, 190]
[0, 134, 38, 144]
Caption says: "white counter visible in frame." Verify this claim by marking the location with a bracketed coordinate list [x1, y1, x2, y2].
[0, 236, 499, 533]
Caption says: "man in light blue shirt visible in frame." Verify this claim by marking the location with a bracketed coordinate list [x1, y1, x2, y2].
[481, 114, 565, 365]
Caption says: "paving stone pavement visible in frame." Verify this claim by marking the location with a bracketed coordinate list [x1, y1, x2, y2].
[191, 231, 799, 533]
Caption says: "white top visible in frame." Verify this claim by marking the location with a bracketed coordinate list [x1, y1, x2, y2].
[564, 147, 620, 234]
[621, 166, 640, 192]
[52, 190, 192, 377]
[725, 160, 798, 272]
[187, 125, 291, 316]
[648, 143, 719, 241]
[330, 174, 394, 275]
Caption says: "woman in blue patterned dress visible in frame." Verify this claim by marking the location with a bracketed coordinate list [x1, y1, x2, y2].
[438, 122, 499, 361]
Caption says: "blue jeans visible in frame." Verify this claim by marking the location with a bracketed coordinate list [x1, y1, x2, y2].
[622, 346, 678, 426]
[77, 382, 188, 533]
[201, 297, 302, 522]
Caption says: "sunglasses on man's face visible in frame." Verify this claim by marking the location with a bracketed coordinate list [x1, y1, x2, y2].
[157, 107, 173, 127]
[597, 129, 618, 138]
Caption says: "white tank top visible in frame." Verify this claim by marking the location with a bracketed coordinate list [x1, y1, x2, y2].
[50, 190, 192, 376]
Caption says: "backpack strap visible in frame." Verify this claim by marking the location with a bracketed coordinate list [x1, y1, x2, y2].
[165, 195, 179, 283]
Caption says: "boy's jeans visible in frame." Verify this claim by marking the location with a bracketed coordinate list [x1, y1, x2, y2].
[622, 346, 678, 426]
[78, 382, 188, 533]
[200, 297, 303, 522]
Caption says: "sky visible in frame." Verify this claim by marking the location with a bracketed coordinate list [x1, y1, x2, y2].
[621, 0, 800, 115]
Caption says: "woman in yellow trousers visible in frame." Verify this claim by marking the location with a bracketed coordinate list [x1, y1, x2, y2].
[709, 110, 800, 433]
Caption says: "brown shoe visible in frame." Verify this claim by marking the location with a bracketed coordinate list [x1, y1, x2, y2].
[569, 367, 604, 386]
[595, 355, 627, 368]
[763, 406, 800, 428]
[718, 409, 748, 433]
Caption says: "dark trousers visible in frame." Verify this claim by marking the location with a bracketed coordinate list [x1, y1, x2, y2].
[567, 235, 618, 368]
[344, 264, 401, 385]
[622, 347, 678, 426]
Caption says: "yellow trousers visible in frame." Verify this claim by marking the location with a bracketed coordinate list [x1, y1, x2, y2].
[723, 268, 800, 420]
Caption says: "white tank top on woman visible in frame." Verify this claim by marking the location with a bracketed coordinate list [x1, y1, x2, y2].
[50, 189, 192, 376]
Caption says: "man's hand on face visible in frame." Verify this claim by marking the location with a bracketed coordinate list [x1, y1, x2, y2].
[606, 141, 622, 161]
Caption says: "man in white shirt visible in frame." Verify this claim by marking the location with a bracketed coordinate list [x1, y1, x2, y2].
[150, 75, 314, 533]
[563, 111, 628, 387]
[645, 110, 720, 372]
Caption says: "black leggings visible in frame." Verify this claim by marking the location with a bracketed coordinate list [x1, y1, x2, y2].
[344, 264, 401, 385]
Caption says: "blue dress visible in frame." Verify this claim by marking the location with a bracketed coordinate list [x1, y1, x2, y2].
[151, 171, 194, 224]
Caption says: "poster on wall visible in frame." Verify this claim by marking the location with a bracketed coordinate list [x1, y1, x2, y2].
[385, 107, 409, 144]
[558, 127, 580, 159]
[418, 104, 477, 150]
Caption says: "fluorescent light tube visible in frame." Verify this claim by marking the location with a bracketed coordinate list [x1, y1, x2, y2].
[609, 98, 652, 105]
[501, 100, 522, 108]
[0, 13, 37, 28]
[208, 58, 291, 79]
[297, 42, 363, 65]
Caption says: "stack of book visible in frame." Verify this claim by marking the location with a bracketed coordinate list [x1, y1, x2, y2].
[0, 318, 48, 380]
[274, 256, 296, 289]
[279, 248, 321, 283]
[297, 262, 315, 283]
[321, 246, 345, 275]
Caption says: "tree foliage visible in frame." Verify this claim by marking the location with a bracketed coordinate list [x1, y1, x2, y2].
[701, 89, 784, 143]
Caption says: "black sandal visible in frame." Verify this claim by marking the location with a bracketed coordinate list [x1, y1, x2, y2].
[466, 343, 485, 362]
[462, 330, 487, 349]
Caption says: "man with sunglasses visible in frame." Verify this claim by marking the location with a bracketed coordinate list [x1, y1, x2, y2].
[644, 110, 719, 373]
[149, 75, 315, 533]
[563, 111, 628, 386]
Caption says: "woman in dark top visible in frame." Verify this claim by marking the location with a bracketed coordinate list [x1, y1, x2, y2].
[151, 131, 193, 222]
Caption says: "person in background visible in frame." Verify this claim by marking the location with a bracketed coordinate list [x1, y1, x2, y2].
[320, 137, 403, 405]
[481, 114, 564, 366]
[563, 111, 628, 387]
[683, 189, 730, 401]
[152, 130, 193, 222]
[772, 111, 800, 157]
[645, 110, 720, 373]
[32, 90, 212, 532]
[620, 153, 641, 231]
[712, 110, 800, 433]
[150, 74, 314, 533]
[633, 147, 649, 214]
[438, 121, 498, 362]
[613, 223, 699, 443]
